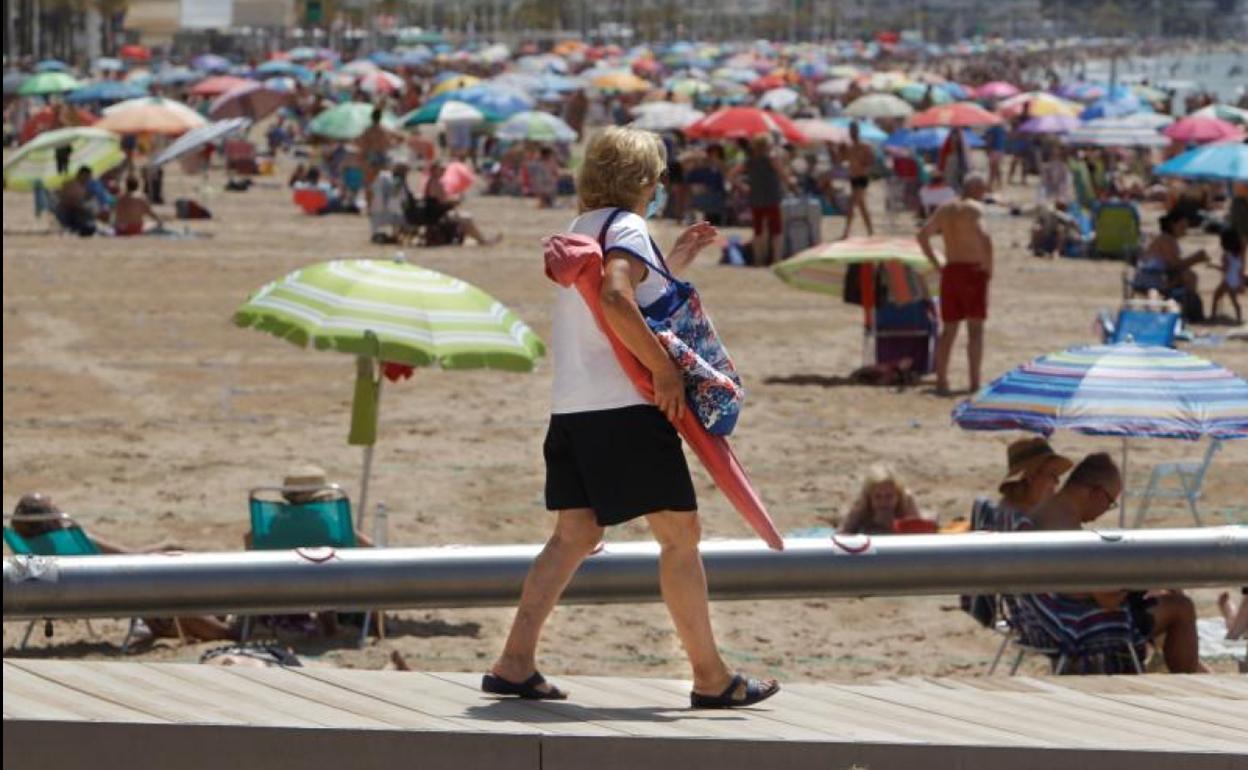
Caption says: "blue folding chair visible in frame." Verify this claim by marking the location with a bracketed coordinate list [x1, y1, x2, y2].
[244, 485, 371, 646]
[3, 520, 143, 651]
[1104, 309, 1181, 347]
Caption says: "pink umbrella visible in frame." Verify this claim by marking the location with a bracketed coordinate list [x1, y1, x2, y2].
[189, 75, 253, 97]
[440, 161, 476, 196]
[910, 102, 1003, 128]
[975, 81, 1020, 100]
[1162, 116, 1244, 145]
[209, 82, 288, 121]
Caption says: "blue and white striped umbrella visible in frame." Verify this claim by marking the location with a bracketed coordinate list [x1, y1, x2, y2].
[952, 344, 1248, 441]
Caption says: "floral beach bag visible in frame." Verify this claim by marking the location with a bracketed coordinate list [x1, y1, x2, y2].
[598, 209, 745, 435]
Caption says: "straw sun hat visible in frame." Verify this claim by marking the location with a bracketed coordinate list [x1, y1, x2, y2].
[998, 438, 1073, 492]
[281, 465, 337, 503]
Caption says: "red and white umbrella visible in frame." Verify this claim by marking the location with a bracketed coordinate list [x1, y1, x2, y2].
[684, 106, 807, 144]
[358, 69, 404, 95]
[1162, 116, 1244, 145]
[910, 102, 1003, 128]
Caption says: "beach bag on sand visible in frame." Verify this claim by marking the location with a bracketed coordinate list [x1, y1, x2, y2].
[595, 209, 744, 436]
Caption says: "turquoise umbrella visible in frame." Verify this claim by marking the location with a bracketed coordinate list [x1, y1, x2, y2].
[235, 258, 545, 525]
[307, 102, 400, 140]
[1154, 143, 1248, 183]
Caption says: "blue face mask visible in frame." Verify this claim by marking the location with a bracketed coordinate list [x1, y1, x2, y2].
[645, 183, 667, 219]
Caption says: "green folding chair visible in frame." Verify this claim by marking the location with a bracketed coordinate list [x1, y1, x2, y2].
[3, 520, 144, 652]
[1092, 202, 1142, 261]
[243, 485, 371, 646]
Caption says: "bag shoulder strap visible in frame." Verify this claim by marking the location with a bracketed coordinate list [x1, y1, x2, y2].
[595, 208, 677, 282]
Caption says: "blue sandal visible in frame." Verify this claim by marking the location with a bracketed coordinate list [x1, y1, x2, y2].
[690, 674, 780, 709]
[481, 671, 568, 700]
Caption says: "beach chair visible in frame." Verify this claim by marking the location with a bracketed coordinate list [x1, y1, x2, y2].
[873, 298, 937, 375]
[224, 139, 259, 176]
[999, 593, 1145, 676]
[1091, 202, 1141, 261]
[2, 522, 143, 652]
[243, 485, 372, 646]
[1133, 440, 1222, 528]
[1101, 308, 1181, 347]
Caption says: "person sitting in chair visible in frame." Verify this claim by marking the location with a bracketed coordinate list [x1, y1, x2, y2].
[839, 463, 925, 534]
[424, 157, 502, 246]
[9, 493, 235, 643]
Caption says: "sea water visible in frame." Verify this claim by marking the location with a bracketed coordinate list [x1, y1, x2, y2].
[1072, 49, 1248, 105]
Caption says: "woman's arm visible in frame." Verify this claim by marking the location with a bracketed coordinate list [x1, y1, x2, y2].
[666, 221, 718, 275]
[600, 252, 685, 422]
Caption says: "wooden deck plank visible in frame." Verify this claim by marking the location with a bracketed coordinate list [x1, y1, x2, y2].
[9, 659, 258, 727]
[298, 667, 616, 737]
[830, 681, 1196, 750]
[134, 662, 392, 729]
[219, 665, 469, 732]
[2, 662, 165, 724]
[1018, 673, 1248, 743]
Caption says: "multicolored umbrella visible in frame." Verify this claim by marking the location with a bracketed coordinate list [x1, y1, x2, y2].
[495, 111, 577, 143]
[910, 102, 1002, 128]
[96, 96, 207, 135]
[773, 237, 937, 295]
[18, 71, 82, 96]
[1162, 116, 1244, 145]
[423, 84, 535, 119]
[1154, 143, 1248, 183]
[3, 127, 123, 191]
[1064, 116, 1169, 148]
[1190, 104, 1248, 126]
[306, 102, 399, 141]
[234, 258, 545, 526]
[685, 106, 807, 143]
[429, 74, 481, 97]
[189, 75, 253, 97]
[404, 100, 499, 126]
[998, 92, 1081, 119]
[358, 69, 405, 95]
[952, 343, 1248, 524]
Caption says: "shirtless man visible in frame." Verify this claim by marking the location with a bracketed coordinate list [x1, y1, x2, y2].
[840, 122, 875, 239]
[1028, 453, 1207, 674]
[113, 176, 164, 236]
[917, 174, 992, 396]
[358, 107, 398, 205]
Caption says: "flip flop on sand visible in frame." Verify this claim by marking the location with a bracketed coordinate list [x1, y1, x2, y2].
[481, 671, 568, 700]
[690, 674, 780, 709]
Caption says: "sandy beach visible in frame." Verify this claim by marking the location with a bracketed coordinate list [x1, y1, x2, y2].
[3, 161, 1245, 679]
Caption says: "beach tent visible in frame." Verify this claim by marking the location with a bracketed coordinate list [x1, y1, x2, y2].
[234, 259, 545, 528]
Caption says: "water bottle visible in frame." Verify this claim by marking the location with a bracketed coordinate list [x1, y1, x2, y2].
[373, 501, 388, 547]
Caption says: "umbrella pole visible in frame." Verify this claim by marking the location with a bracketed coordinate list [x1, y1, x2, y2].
[1120, 437, 1129, 528]
[356, 372, 383, 531]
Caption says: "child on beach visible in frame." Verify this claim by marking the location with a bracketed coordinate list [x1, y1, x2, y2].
[839, 463, 924, 535]
[1211, 228, 1245, 325]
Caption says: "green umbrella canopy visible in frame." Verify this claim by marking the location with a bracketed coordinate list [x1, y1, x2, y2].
[233, 259, 545, 371]
[18, 71, 83, 96]
[773, 237, 937, 296]
[3, 127, 123, 191]
[307, 102, 400, 140]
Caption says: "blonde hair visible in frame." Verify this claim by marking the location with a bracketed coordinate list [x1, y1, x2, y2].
[858, 463, 906, 507]
[577, 126, 666, 213]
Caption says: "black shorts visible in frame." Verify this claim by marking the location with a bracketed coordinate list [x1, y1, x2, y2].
[851, 176, 870, 190]
[544, 405, 697, 526]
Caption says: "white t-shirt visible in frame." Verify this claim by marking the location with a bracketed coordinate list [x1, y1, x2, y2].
[550, 208, 670, 414]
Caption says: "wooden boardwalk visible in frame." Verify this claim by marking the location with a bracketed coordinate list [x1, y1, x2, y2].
[3, 659, 1247, 770]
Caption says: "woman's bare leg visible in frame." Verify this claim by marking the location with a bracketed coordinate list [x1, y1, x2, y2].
[645, 511, 734, 695]
[492, 509, 602, 686]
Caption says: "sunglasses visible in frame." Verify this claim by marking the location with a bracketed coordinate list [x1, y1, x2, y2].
[1095, 485, 1120, 511]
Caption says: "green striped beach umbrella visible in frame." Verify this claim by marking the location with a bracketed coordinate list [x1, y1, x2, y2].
[3, 127, 123, 191]
[18, 71, 82, 96]
[234, 258, 545, 525]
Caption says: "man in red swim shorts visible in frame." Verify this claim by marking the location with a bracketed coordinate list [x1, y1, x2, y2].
[918, 175, 993, 396]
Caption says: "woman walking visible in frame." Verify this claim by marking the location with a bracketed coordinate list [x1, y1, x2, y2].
[485, 127, 780, 709]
